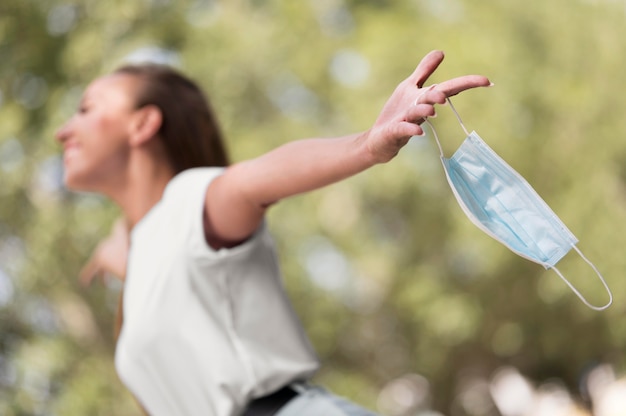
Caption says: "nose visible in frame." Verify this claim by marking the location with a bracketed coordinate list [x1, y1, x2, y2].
[55, 119, 73, 144]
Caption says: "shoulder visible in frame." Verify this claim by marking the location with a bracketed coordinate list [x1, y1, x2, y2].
[140, 167, 226, 231]
[165, 167, 225, 195]
[161, 167, 226, 205]
[131, 167, 228, 254]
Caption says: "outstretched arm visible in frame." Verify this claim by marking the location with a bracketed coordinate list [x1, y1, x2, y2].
[204, 50, 491, 248]
[79, 218, 129, 285]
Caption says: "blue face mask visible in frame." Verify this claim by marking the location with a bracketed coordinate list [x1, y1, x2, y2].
[425, 100, 612, 311]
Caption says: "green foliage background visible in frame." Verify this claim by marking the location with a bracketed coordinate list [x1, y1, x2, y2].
[1, 0, 626, 415]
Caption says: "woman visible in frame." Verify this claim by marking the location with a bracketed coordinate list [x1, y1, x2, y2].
[57, 50, 490, 416]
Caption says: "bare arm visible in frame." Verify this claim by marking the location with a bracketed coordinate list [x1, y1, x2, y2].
[204, 50, 491, 247]
[79, 218, 129, 285]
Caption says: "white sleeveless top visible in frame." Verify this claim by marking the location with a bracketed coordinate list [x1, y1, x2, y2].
[115, 168, 319, 416]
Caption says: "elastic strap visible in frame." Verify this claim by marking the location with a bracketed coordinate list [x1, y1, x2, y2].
[424, 97, 469, 158]
[446, 97, 470, 136]
[549, 246, 613, 311]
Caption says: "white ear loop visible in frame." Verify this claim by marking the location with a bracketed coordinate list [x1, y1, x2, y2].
[549, 247, 613, 311]
[445, 97, 470, 136]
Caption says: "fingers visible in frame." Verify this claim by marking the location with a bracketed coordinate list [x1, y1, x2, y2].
[435, 75, 492, 97]
[408, 50, 490, 98]
[410, 103, 436, 121]
[409, 71, 491, 127]
[393, 120, 427, 140]
[411, 85, 443, 125]
[415, 86, 446, 106]
[409, 50, 445, 88]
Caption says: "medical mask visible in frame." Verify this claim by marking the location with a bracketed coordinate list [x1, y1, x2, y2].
[424, 99, 612, 311]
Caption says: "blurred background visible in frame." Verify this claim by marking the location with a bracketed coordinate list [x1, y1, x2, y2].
[1, 0, 626, 415]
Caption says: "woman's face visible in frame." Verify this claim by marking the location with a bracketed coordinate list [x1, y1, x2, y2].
[56, 74, 140, 192]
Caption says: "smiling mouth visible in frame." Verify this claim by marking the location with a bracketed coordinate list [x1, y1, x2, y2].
[63, 144, 80, 163]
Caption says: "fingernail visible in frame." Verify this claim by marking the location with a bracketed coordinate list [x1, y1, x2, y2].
[488, 82, 495, 87]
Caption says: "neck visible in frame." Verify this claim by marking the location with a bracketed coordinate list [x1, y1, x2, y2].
[106, 152, 175, 229]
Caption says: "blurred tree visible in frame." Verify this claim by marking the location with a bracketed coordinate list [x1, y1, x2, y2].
[1, 0, 626, 415]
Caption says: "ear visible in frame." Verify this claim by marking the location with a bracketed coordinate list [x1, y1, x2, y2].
[128, 105, 163, 147]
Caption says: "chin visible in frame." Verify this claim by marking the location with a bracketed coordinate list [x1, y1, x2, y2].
[63, 171, 94, 192]
[63, 178, 84, 192]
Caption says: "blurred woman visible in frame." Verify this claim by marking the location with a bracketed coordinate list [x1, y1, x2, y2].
[57, 50, 490, 416]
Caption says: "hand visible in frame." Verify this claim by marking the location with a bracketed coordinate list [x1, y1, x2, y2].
[366, 50, 491, 163]
[79, 218, 129, 286]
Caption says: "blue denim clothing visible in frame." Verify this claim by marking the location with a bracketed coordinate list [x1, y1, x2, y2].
[276, 385, 379, 416]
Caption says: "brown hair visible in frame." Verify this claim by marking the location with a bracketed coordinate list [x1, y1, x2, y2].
[114, 63, 230, 172]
